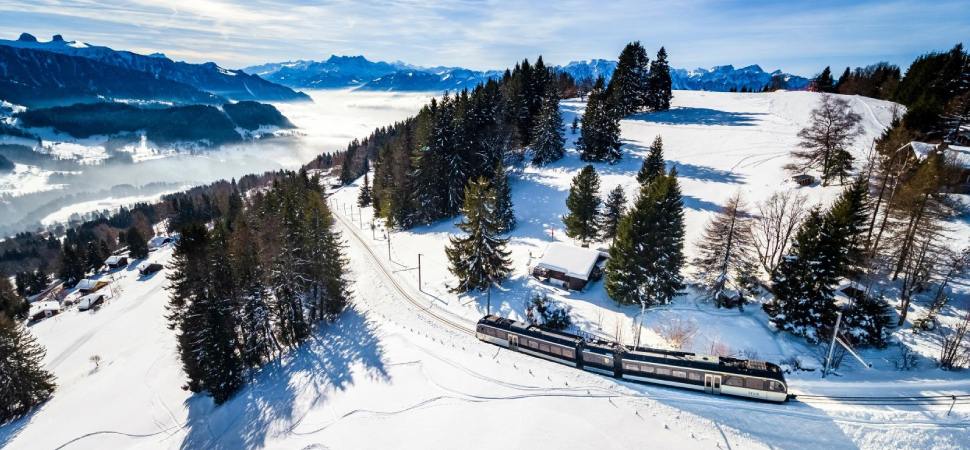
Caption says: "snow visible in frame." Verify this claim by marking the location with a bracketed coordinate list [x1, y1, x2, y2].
[534, 242, 603, 281]
[947, 144, 970, 169]
[910, 141, 938, 161]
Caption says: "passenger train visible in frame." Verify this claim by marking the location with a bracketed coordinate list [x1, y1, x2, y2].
[476, 315, 789, 402]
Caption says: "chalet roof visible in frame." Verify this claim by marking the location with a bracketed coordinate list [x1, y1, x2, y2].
[29, 300, 60, 314]
[75, 278, 108, 290]
[908, 141, 938, 160]
[105, 255, 126, 265]
[534, 242, 603, 281]
[148, 235, 172, 248]
[947, 145, 970, 169]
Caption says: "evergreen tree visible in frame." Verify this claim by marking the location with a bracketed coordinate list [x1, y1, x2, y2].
[824, 177, 871, 278]
[446, 178, 512, 292]
[58, 242, 86, 286]
[562, 165, 602, 246]
[126, 226, 149, 260]
[647, 47, 673, 111]
[813, 66, 836, 93]
[166, 224, 211, 393]
[600, 185, 627, 241]
[531, 93, 566, 166]
[230, 217, 278, 368]
[357, 171, 372, 207]
[835, 67, 851, 92]
[841, 293, 892, 348]
[491, 163, 516, 233]
[571, 116, 579, 134]
[200, 223, 245, 404]
[0, 277, 28, 321]
[607, 41, 650, 116]
[692, 192, 756, 306]
[764, 208, 840, 343]
[605, 169, 685, 306]
[0, 315, 56, 423]
[637, 135, 666, 185]
[578, 77, 622, 163]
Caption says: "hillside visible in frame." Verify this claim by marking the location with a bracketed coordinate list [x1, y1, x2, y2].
[2, 90, 967, 449]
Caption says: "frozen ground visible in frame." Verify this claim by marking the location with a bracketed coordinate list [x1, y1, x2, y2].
[1, 90, 968, 449]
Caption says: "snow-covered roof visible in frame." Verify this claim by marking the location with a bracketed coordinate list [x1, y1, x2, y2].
[75, 278, 108, 290]
[908, 141, 938, 160]
[534, 243, 603, 281]
[105, 255, 126, 265]
[946, 145, 970, 169]
[148, 235, 171, 248]
[29, 300, 60, 314]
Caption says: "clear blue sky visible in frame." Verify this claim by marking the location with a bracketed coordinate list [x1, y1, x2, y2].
[1, 0, 967, 76]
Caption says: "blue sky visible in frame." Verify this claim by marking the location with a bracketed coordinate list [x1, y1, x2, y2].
[0, 0, 967, 76]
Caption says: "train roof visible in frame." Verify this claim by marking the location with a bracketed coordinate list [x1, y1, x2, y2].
[623, 346, 786, 382]
[478, 315, 582, 347]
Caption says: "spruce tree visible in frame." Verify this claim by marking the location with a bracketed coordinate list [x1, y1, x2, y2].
[446, 177, 512, 292]
[571, 116, 579, 134]
[824, 177, 871, 278]
[842, 293, 892, 348]
[691, 192, 755, 306]
[531, 94, 566, 166]
[836, 67, 851, 93]
[0, 277, 28, 321]
[605, 170, 685, 306]
[764, 208, 839, 343]
[59, 242, 85, 286]
[637, 135, 666, 185]
[357, 171, 372, 207]
[166, 224, 211, 393]
[600, 185, 627, 241]
[0, 315, 56, 423]
[230, 217, 278, 368]
[647, 47, 673, 111]
[563, 165, 602, 246]
[126, 226, 149, 260]
[578, 77, 622, 163]
[492, 163, 516, 233]
[201, 223, 244, 404]
[813, 66, 836, 93]
[607, 41, 650, 116]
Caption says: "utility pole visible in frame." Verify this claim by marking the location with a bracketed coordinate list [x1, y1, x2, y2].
[486, 282, 491, 315]
[634, 301, 646, 348]
[823, 312, 843, 378]
[386, 232, 392, 262]
[371, 222, 376, 240]
[417, 253, 422, 292]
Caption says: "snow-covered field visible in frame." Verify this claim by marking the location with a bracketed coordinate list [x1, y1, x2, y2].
[2, 90, 968, 449]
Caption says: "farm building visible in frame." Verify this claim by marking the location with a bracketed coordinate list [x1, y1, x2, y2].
[139, 263, 163, 276]
[531, 242, 607, 290]
[791, 174, 815, 186]
[148, 235, 175, 250]
[78, 292, 108, 311]
[75, 278, 110, 294]
[29, 301, 61, 322]
[105, 255, 128, 269]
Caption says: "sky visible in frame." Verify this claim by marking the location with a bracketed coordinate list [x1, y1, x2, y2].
[0, 0, 968, 76]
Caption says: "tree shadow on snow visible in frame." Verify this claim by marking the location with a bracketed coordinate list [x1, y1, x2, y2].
[177, 305, 388, 450]
[629, 107, 765, 127]
[622, 142, 745, 185]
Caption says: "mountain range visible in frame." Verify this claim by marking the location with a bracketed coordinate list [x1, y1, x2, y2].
[0, 33, 308, 107]
[244, 55, 810, 93]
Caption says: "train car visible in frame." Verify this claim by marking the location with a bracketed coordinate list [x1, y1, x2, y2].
[476, 315, 789, 403]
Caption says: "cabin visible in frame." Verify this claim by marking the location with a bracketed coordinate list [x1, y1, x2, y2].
[75, 278, 110, 295]
[139, 263, 163, 276]
[791, 174, 815, 186]
[104, 255, 128, 269]
[148, 235, 174, 250]
[78, 292, 107, 311]
[28, 301, 61, 322]
[945, 144, 970, 194]
[531, 242, 607, 291]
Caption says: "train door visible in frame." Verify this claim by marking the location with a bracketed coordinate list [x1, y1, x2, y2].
[704, 374, 721, 395]
[509, 335, 519, 352]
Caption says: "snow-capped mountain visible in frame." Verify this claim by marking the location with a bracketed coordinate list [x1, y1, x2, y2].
[0, 33, 309, 102]
[247, 54, 809, 93]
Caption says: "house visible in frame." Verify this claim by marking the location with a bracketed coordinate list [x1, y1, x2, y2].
[28, 301, 61, 322]
[75, 278, 110, 294]
[148, 235, 174, 250]
[945, 144, 970, 194]
[531, 242, 607, 290]
[139, 263, 163, 276]
[104, 255, 128, 269]
[791, 174, 815, 186]
[78, 292, 107, 311]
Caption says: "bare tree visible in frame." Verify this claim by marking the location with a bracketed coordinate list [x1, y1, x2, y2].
[692, 192, 756, 305]
[753, 190, 808, 276]
[789, 94, 863, 185]
[936, 308, 970, 370]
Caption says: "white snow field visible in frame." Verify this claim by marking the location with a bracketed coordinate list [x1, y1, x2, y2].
[1, 90, 968, 449]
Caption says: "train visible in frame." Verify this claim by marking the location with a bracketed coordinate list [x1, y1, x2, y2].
[476, 315, 789, 403]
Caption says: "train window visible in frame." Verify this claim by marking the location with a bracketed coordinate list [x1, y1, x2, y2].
[623, 362, 638, 371]
[688, 372, 702, 381]
[551, 346, 562, 356]
[723, 376, 743, 387]
[656, 368, 671, 376]
[540, 343, 550, 353]
[495, 331, 507, 340]
[744, 378, 765, 390]
[768, 381, 785, 392]
[641, 365, 655, 373]
[603, 356, 611, 365]
[672, 370, 687, 379]
[562, 349, 574, 358]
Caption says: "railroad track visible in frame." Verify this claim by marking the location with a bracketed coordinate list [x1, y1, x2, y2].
[331, 203, 475, 337]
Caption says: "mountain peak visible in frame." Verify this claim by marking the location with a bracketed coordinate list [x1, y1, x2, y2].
[17, 32, 36, 42]
[52, 34, 65, 42]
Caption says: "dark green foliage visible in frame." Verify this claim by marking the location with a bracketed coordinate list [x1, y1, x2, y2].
[0, 277, 28, 320]
[126, 226, 149, 260]
[824, 177, 871, 278]
[525, 292, 572, 331]
[531, 93, 566, 166]
[446, 177, 512, 292]
[578, 77, 622, 163]
[605, 170, 685, 306]
[571, 116, 579, 134]
[895, 44, 969, 135]
[600, 185, 627, 241]
[835, 63, 901, 99]
[812, 66, 836, 93]
[792, 95, 862, 185]
[492, 163, 516, 233]
[357, 172, 372, 207]
[0, 314, 56, 424]
[222, 101, 294, 130]
[647, 47, 673, 111]
[14, 269, 49, 299]
[842, 293, 893, 348]
[562, 165, 602, 245]
[607, 42, 650, 116]
[637, 135, 665, 185]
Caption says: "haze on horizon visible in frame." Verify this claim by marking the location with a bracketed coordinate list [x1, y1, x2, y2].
[0, 0, 968, 78]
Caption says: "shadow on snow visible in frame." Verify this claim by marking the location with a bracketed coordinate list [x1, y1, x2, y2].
[629, 107, 765, 127]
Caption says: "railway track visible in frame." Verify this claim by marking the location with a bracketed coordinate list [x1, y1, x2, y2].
[328, 198, 968, 411]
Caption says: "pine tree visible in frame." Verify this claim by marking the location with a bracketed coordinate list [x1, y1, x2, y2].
[200, 223, 244, 404]
[230, 217, 278, 368]
[605, 169, 685, 306]
[791, 94, 862, 185]
[563, 165, 602, 246]
[824, 177, 871, 278]
[571, 116, 579, 134]
[647, 47, 673, 111]
[0, 277, 28, 321]
[600, 185, 626, 241]
[607, 41, 650, 116]
[166, 224, 211, 393]
[357, 171, 372, 207]
[764, 208, 839, 343]
[446, 177, 512, 292]
[59, 242, 85, 286]
[813, 66, 836, 93]
[842, 293, 892, 348]
[578, 77, 622, 163]
[126, 226, 149, 260]
[0, 315, 56, 423]
[835, 67, 851, 93]
[491, 163, 516, 233]
[531, 93, 566, 166]
[692, 192, 755, 306]
[637, 135, 666, 185]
